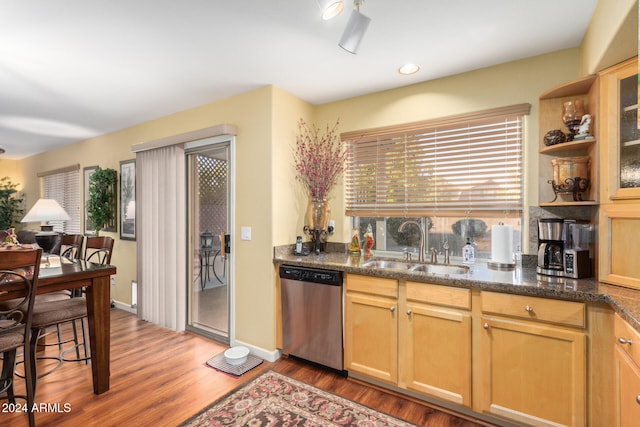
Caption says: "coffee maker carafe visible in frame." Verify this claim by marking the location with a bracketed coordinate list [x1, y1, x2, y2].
[537, 218, 565, 276]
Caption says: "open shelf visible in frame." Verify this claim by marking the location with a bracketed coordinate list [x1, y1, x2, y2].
[538, 74, 598, 207]
[539, 139, 596, 154]
[539, 75, 597, 100]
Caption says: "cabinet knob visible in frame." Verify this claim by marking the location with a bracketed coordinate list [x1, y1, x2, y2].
[637, 395, 640, 405]
[619, 337, 633, 345]
[406, 309, 412, 316]
[390, 306, 395, 313]
[483, 323, 489, 330]
[525, 305, 534, 313]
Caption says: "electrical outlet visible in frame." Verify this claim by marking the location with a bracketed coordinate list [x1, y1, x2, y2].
[110, 277, 116, 286]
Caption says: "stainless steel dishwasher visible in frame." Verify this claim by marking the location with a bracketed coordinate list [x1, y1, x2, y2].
[279, 265, 344, 371]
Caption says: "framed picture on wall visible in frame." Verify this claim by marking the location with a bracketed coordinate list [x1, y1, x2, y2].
[83, 166, 98, 235]
[119, 159, 136, 241]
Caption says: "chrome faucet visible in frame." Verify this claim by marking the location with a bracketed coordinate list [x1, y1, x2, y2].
[398, 220, 425, 263]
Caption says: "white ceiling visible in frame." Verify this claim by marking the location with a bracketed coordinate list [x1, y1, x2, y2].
[0, 0, 597, 160]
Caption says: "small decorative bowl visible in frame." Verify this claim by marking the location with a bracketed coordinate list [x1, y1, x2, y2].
[543, 129, 567, 146]
[224, 346, 249, 365]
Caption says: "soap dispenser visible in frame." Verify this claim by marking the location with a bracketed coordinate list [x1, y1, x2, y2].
[462, 238, 475, 264]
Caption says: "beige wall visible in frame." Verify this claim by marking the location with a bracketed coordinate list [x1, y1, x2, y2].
[271, 88, 315, 246]
[0, 159, 23, 190]
[314, 48, 583, 247]
[10, 2, 636, 355]
[19, 133, 138, 305]
[580, 0, 637, 75]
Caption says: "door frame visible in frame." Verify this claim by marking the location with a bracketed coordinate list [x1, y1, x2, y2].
[184, 135, 235, 343]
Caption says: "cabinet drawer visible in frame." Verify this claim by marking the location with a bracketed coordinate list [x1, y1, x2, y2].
[406, 282, 471, 310]
[345, 274, 397, 298]
[481, 292, 585, 328]
[615, 313, 640, 366]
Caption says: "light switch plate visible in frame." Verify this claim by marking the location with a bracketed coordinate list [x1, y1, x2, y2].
[240, 226, 251, 241]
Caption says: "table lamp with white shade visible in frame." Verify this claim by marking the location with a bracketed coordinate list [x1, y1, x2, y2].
[21, 198, 71, 254]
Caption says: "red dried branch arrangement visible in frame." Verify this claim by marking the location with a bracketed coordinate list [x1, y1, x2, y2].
[293, 118, 346, 200]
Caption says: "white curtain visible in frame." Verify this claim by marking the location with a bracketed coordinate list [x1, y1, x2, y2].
[136, 145, 186, 331]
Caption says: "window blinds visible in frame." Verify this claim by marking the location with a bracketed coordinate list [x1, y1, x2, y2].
[39, 165, 81, 233]
[342, 104, 530, 217]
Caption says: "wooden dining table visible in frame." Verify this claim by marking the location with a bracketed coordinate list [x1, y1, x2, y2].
[26, 256, 116, 395]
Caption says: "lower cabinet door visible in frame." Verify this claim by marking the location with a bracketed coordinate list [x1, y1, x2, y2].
[402, 302, 471, 407]
[344, 292, 398, 384]
[480, 316, 586, 427]
[615, 345, 640, 427]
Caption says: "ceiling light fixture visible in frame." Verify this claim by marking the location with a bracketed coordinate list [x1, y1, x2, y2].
[315, 0, 344, 20]
[398, 63, 420, 75]
[339, 0, 370, 54]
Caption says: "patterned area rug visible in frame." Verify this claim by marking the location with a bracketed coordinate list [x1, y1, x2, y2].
[180, 370, 416, 426]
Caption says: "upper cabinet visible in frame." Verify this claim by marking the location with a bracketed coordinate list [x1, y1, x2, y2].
[538, 75, 599, 206]
[598, 57, 640, 290]
[599, 57, 640, 202]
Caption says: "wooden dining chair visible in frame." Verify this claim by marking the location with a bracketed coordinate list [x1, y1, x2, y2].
[26, 236, 115, 393]
[55, 236, 114, 364]
[60, 236, 114, 363]
[59, 234, 84, 262]
[84, 236, 114, 265]
[33, 234, 86, 363]
[0, 248, 41, 427]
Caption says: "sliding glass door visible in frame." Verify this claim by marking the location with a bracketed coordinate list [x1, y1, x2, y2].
[186, 140, 231, 342]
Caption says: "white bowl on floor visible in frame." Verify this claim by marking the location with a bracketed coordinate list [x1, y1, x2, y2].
[224, 346, 250, 365]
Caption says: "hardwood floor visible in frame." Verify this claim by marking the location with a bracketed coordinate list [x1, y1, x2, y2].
[3, 309, 492, 426]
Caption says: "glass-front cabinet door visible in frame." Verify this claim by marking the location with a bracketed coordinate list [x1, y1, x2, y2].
[598, 57, 640, 290]
[600, 56, 640, 201]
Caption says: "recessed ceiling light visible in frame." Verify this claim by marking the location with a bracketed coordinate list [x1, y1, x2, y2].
[398, 63, 420, 75]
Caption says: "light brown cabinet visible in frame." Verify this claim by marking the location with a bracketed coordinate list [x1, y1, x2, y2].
[400, 282, 472, 407]
[344, 274, 472, 407]
[344, 274, 398, 384]
[599, 57, 640, 202]
[598, 57, 640, 291]
[479, 292, 586, 427]
[614, 314, 640, 426]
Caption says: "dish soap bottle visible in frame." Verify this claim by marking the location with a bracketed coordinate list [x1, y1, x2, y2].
[349, 228, 361, 254]
[462, 238, 475, 264]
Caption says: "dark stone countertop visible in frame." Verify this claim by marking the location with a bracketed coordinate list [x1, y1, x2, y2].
[273, 244, 640, 334]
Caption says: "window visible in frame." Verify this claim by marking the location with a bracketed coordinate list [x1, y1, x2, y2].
[343, 104, 530, 260]
[38, 165, 81, 234]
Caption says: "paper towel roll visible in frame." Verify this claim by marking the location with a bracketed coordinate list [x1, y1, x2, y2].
[491, 224, 513, 263]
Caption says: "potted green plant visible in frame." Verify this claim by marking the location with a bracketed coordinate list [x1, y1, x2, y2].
[87, 167, 117, 235]
[0, 176, 24, 230]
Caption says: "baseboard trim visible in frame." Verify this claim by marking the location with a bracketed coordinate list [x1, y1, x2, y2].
[231, 339, 281, 363]
[112, 300, 137, 314]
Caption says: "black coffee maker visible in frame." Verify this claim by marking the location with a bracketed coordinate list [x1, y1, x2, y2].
[537, 218, 565, 276]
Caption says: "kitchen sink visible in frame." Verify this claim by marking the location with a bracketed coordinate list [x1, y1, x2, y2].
[409, 263, 469, 275]
[361, 259, 413, 270]
[361, 259, 469, 275]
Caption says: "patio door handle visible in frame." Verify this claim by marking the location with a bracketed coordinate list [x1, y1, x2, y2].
[220, 232, 226, 259]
